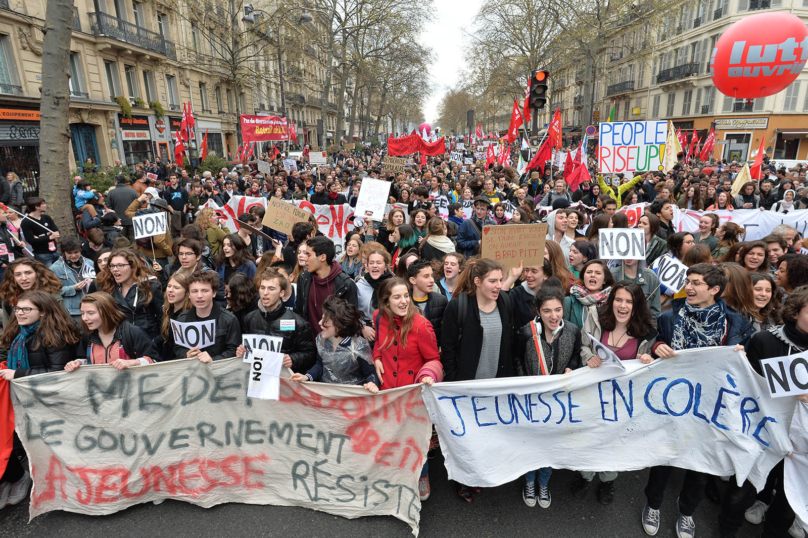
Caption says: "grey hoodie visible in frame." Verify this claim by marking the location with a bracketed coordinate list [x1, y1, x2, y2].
[545, 208, 574, 260]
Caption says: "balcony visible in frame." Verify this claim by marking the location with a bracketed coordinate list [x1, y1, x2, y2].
[290, 93, 305, 104]
[733, 101, 754, 112]
[88, 12, 177, 60]
[714, 8, 725, 19]
[749, 0, 771, 10]
[693, 17, 701, 29]
[657, 62, 700, 84]
[327, 102, 337, 111]
[606, 80, 635, 96]
[0, 84, 23, 96]
[70, 90, 89, 99]
[73, 7, 81, 32]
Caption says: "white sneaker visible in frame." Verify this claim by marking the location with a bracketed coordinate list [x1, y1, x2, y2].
[7, 471, 30, 505]
[789, 519, 806, 538]
[745, 500, 769, 525]
[0, 481, 10, 509]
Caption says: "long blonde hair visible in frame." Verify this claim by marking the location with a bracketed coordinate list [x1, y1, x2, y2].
[161, 272, 191, 339]
[196, 207, 218, 231]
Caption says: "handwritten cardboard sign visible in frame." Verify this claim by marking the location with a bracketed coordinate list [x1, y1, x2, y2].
[354, 178, 392, 222]
[170, 319, 216, 349]
[257, 160, 271, 174]
[133, 212, 167, 240]
[309, 151, 327, 165]
[262, 198, 311, 234]
[480, 223, 547, 269]
[384, 157, 407, 173]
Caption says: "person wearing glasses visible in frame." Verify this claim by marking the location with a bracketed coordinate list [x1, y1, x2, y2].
[96, 249, 163, 339]
[163, 238, 226, 305]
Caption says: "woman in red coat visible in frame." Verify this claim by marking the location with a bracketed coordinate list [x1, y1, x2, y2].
[372, 276, 442, 501]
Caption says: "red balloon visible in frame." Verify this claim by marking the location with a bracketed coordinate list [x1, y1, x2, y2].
[418, 122, 432, 135]
[710, 12, 808, 99]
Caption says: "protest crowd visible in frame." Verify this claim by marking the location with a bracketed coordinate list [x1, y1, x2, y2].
[1, 137, 808, 538]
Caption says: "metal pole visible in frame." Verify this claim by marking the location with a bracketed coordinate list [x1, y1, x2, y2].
[276, 19, 288, 156]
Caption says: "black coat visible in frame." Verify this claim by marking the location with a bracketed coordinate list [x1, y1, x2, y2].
[310, 192, 346, 205]
[173, 303, 242, 361]
[508, 285, 536, 330]
[440, 292, 517, 381]
[242, 303, 316, 373]
[422, 292, 448, 345]
[79, 321, 160, 363]
[418, 241, 453, 264]
[295, 270, 358, 320]
[112, 280, 164, 338]
[1, 333, 74, 378]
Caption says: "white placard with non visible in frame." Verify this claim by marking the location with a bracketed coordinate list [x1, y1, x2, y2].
[170, 319, 216, 349]
[247, 348, 284, 400]
[354, 178, 392, 222]
[654, 255, 689, 293]
[241, 334, 284, 363]
[133, 212, 167, 240]
[598, 228, 645, 260]
[759, 352, 808, 398]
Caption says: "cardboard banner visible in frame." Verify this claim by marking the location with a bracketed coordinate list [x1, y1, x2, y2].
[760, 351, 808, 398]
[292, 201, 355, 257]
[354, 178, 392, 222]
[480, 223, 547, 270]
[10, 358, 431, 533]
[263, 198, 311, 234]
[170, 320, 216, 349]
[240, 115, 289, 142]
[256, 160, 271, 174]
[200, 196, 268, 236]
[133, 212, 167, 240]
[598, 121, 667, 173]
[386, 135, 446, 156]
[422, 347, 794, 489]
[785, 402, 808, 529]
[598, 229, 645, 260]
[384, 157, 407, 173]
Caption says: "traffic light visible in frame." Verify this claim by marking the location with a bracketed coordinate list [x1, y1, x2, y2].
[529, 70, 549, 110]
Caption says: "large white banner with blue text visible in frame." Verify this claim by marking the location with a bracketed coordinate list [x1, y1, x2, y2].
[422, 347, 795, 489]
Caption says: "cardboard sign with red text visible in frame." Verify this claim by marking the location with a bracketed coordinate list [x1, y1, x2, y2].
[480, 223, 547, 270]
[11, 358, 431, 534]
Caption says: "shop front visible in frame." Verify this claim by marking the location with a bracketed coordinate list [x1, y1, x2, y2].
[0, 108, 41, 196]
[117, 114, 153, 166]
[686, 115, 808, 163]
[151, 116, 172, 164]
[197, 119, 224, 159]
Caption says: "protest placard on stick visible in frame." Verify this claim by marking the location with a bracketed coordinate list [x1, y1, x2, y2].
[354, 178, 392, 222]
[598, 229, 646, 260]
[133, 212, 167, 240]
[480, 223, 547, 269]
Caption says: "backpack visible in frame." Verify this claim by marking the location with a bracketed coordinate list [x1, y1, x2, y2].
[75, 214, 88, 240]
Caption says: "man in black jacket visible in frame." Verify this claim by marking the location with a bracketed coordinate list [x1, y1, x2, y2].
[295, 235, 358, 335]
[407, 259, 447, 344]
[174, 270, 241, 362]
[106, 175, 139, 240]
[238, 268, 316, 373]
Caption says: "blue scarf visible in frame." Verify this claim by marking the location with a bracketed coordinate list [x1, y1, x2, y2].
[448, 215, 463, 227]
[671, 300, 727, 351]
[8, 321, 40, 370]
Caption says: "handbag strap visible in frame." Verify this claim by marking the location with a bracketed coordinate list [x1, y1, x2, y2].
[529, 321, 549, 376]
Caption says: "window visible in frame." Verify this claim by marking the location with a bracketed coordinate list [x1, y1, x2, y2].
[157, 13, 169, 39]
[226, 88, 234, 112]
[682, 90, 692, 116]
[112, 0, 127, 21]
[124, 65, 139, 99]
[705, 86, 716, 114]
[132, 1, 144, 27]
[666, 92, 676, 117]
[199, 82, 209, 110]
[623, 101, 629, 120]
[783, 82, 801, 111]
[614, 102, 620, 119]
[0, 35, 20, 94]
[68, 52, 86, 96]
[723, 96, 762, 112]
[694, 88, 702, 114]
[215, 86, 223, 112]
[166, 74, 179, 108]
[191, 23, 199, 52]
[240, 92, 247, 113]
[104, 60, 122, 100]
[142, 70, 156, 102]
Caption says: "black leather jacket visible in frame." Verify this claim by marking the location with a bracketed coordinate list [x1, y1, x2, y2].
[242, 303, 316, 373]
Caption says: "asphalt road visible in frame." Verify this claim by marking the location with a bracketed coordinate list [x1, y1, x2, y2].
[1, 451, 777, 538]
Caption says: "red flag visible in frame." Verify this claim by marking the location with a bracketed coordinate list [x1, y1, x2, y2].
[173, 132, 185, 165]
[187, 103, 195, 141]
[506, 99, 523, 143]
[180, 103, 189, 142]
[567, 157, 591, 192]
[271, 145, 280, 159]
[548, 108, 562, 150]
[677, 128, 687, 154]
[289, 121, 298, 144]
[526, 138, 552, 176]
[0, 372, 14, 478]
[522, 79, 532, 126]
[485, 144, 496, 169]
[200, 129, 209, 161]
[246, 141, 255, 160]
[420, 153, 427, 167]
[562, 150, 574, 180]
[686, 130, 698, 164]
[475, 124, 482, 140]
[751, 137, 766, 180]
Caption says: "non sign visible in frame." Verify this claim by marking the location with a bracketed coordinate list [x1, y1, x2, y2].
[599, 229, 645, 260]
[171, 320, 216, 349]
[760, 353, 808, 398]
[133, 212, 167, 240]
[655, 256, 689, 293]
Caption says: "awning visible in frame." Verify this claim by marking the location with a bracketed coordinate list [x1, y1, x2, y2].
[776, 129, 808, 140]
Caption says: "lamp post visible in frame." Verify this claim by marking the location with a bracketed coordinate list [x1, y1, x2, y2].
[243, 4, 315, 153]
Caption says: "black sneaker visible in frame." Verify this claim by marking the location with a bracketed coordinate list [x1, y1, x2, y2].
[571, 474, 593, 499]
[598, 481, 615, 505]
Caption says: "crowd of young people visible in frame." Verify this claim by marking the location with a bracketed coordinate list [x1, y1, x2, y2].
[0, 147, 806, 538]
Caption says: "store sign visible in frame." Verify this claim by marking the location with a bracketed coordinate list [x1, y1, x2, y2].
[118, 115, 150, 130]
[0, 109, 40, 121]
[714, 118, 769, 130]
[155, 119, 166, 133]
[169, 117, 182, 131]
[121, 130, 151, 140]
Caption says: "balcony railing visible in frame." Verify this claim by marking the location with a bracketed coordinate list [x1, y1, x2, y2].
[290, 93, 305, 104]
[73, 7, 81, 31]
[749, 0, 770, 10]
[88, 12, 177, 60]
[714, 7, 725, 19]
[733, 101, 754, 112]
[0, 84, 23, 96]
[657, 62, 700, 84]
[606, 80, 635, 96]
[574, 95, 584, 107]
[70, 90, 89, 99]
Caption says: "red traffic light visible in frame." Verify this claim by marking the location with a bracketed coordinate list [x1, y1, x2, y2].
[535, 71, 547, 82]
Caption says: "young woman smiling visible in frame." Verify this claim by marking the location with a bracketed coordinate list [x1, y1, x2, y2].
[751, 273, 783, 331]
[159, 272, 191, 360]
[0, 259, 64, 327]
[216, 233, 257, 284]
[96, 249, 163, 338]
[737, 240, 769, 274]
[564, 260, 615, 329]
[356, 248, 393, 342]
[435, 253, 465, 301]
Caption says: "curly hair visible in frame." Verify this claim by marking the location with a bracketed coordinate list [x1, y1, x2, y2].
[1, 291, 81, 349]
[195, 207, 218, 231]
[0, 259, 62, 307]
[227, 272, 258, 312]
[321, 296, 365, 338]
[96, 249, 154, 305]
[782, 288, 808, 324]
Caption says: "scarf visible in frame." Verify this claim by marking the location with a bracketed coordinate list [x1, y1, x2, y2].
[570, 284, 612, 306]
[769, 321, 808, 353]
[364, 270, 392, 309]
[8, 321, 40, 370]
[426, 235, 455, 254]
[521, 280, 537, 296]
[329, 192, 339, 200]
[671, 300, 727, 351]
[448, 215, 463, 228]
[779, 190, 795, 211]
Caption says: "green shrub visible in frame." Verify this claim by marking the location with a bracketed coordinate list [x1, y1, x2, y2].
[115, 96, 132, 119]
[196, 154, 230, 176]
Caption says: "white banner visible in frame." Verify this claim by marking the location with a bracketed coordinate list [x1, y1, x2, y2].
[10, 359, 431, 534]
[309, 151, 327, 165]
[422, 347, 794, 489]
[354, 178, 392, 222]
[200, 196, 269, 236]
[785, 403, 808, 529]
[292, 201, 355, 257]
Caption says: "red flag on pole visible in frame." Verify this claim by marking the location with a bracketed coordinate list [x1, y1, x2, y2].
[566, 156, 591, 192]
[173, 132, 186, 165]
[476, 124, 483, 140]
[686, 131, 698, 164]
[522, 79, 532, 126]
[677, 128, 687, 154]
[751, 137, 766, 180]
[485, 144, 496, 169]
[526, 138, 552, 176]
[548, 108, 562, 150]
[505, 99, 523, 143]
[562, 150, 574, 180]
[187, 103, 195, 141]
[200, 129, 209, 161]
[290, 122, 298, 144]
[246, 141, 255, 160]
[180, 103, 189, 142]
